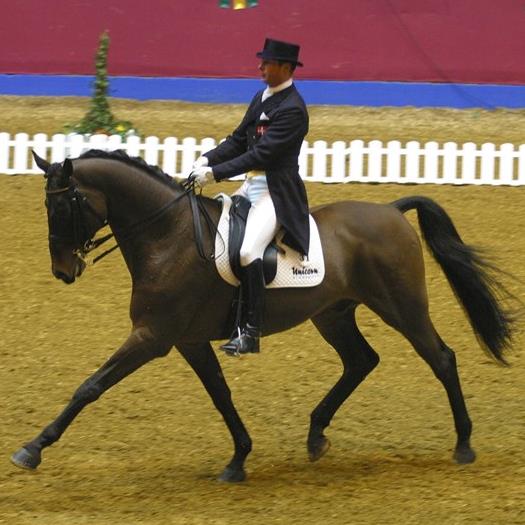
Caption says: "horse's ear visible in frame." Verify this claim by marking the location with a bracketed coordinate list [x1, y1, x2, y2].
[62, 158, 73, 179]
[32, 151, 50, 174]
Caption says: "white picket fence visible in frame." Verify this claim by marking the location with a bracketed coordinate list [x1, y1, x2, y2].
[1, 132, 524, 185]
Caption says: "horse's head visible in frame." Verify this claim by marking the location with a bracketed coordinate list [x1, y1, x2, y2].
[33, 151, 108, 284]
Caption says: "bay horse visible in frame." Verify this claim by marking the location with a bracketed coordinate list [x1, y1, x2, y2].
[11, 149, 512, 482]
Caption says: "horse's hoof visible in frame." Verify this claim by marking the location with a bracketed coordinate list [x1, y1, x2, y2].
[10, 447, 41, 470]
[308, 435, 331, 462]
[453, 445, 476, 464]
[218, 465, 246, 483]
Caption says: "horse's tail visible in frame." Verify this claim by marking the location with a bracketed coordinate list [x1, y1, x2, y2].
[391, 195, 513, 364]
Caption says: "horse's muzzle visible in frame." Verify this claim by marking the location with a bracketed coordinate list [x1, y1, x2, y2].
[52, 257, 86, 284]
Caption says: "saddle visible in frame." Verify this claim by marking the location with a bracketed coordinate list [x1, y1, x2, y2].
[214, 194, 325, 289]
[227, 195, 279, 284]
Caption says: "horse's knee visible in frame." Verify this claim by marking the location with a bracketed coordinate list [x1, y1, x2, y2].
[73, 380, 103, 404]
[132, 327, 171, 358]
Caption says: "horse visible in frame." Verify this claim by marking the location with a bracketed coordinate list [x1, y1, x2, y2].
[11, 149, 512, 482]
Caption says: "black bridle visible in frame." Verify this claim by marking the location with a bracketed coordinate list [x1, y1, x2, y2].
[46, 183, 113, 264]
[45, 176, 217, 265]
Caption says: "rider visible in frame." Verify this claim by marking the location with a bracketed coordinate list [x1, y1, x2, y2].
[192, 37, 310, 355]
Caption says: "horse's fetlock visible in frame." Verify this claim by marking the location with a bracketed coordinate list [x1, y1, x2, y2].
[441, 344, 457, 363]
[309, 414, 328, 434]
[240, 438, 252, 454]
[40, 427, 60, 446]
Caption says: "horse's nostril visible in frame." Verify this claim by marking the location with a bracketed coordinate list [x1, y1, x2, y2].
[53, 270, 74, 284]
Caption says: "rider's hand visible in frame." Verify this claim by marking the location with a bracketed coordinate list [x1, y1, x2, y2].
[193, 167, 215, 188]
[192, 156, 209, 170]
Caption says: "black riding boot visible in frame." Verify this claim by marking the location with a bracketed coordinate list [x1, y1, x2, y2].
[221, 258, 264, 356]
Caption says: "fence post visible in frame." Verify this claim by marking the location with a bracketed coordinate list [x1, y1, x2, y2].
[518, 144, 525, 186]
[144, 136, 160, 166]
[181, 137, 197, 176]
[442, 142, 458, 184]
[125, 135, 142, 157]
[348, 139, 364, 182]
[330, 140, 346, 182]
[310, 140, 327, 182]
[499, 143, 514, 185]
[480, 143, 496, 184]
[106, 134, 123, 152]
[200, 137, 216, 157]
[405, 141, 421, 183]
[423, 141, 439, 184]
[0, 132, 9, 174]
[299, 140, 308, 179]
[162, 137, 178, 176]
[386, 140, 401, 182]
[13, 133, 30, 173]
[32, 133, 48, 173]
[68, 134, 87, 158]
[367, 140, 383, 182]
[87, 134, 109, 152]
[461, 142, 477, 184]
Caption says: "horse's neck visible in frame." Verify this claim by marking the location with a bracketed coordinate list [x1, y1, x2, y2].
[77, 158, 185, 232]
[76, 159, 222, 287]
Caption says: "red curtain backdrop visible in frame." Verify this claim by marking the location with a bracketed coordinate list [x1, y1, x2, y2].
[2, 0, 524, 84]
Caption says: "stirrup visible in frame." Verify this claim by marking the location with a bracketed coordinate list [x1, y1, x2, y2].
[220, 325, 260, 357]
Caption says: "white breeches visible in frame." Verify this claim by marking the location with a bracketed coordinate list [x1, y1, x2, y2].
[234, 175, 279, 266]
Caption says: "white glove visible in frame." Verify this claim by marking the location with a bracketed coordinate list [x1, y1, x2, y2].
[192, 156, 209, 170]
[192, 166, 215, 188]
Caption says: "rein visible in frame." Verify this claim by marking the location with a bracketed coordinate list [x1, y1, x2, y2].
[46, 176, 217, 266]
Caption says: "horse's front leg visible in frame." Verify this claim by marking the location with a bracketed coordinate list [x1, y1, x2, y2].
[11, 326, 171, 470]
[177, 342, 252, 482]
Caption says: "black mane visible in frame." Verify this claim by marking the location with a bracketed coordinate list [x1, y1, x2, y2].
[78, 149, 180, 187]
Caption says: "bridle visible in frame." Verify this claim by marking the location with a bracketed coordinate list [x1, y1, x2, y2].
[45, 176, 217, 266]
[46, 182, 114, 264]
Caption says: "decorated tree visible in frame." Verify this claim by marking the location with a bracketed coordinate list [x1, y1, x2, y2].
[65, 31, 136, 137]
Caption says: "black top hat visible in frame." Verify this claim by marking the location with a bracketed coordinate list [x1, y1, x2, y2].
[256, 38, 303, 67]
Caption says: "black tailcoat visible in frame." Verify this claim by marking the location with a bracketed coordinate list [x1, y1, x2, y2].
[204, 84, 310, 256]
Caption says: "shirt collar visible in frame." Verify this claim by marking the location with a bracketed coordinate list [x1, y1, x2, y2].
[263, 78, 293, 99]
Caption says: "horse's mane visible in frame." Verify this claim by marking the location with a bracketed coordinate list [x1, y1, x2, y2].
[78, 149, 181, 188]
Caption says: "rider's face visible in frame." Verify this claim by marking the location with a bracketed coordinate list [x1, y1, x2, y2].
[259, 60, 292, 88]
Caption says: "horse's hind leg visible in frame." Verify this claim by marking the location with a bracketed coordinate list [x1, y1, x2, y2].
[371, 287, 475, 464]
[11, 326, 171, 470]
[395, 314, 475, 464]
[308, 302, 380, 462]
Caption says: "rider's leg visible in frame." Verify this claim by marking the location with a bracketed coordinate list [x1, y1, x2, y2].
[221, 187, 278, 355]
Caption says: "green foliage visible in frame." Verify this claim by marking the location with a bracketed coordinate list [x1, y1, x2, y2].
[64, 31, 137, 137]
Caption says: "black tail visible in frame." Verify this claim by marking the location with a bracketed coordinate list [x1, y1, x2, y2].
[392, 195, 513, 364]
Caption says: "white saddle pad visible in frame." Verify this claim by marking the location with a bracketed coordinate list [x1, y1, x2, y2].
[214, 194, 325, 289]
